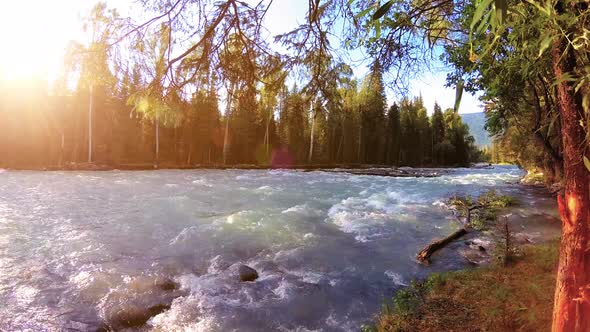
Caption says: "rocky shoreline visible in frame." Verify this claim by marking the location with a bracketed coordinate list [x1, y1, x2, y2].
[307, 167, 448, 178]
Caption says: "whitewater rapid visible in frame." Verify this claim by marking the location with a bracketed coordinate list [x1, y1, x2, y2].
[0, 166, 559, 331]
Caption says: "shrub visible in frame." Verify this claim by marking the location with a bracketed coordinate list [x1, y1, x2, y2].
[446, 190, 514, 231]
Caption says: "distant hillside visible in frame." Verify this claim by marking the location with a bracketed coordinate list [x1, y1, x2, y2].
[461, 112, 492, 147]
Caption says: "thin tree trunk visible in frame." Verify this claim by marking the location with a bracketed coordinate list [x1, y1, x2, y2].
[59, 132, 65, 167]
[551, 37, 590, 332]
[187, 143, 192, 165]
[265, 104, 274, 158]
[173, 127, 178, 165]
[88, 84, 93, 163]
[264, 116, 270, 157]
[222, 84, 234, 165]
[155, 117, 159, 168]
[330, 126, 336, 162]
[268, 110, 272, 155]
[308, 101, 316, 164]
[337, 130, 344, 163]
[357, 124, 362, 163]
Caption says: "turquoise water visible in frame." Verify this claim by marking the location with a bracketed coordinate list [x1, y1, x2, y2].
[0, 166, 559, 331]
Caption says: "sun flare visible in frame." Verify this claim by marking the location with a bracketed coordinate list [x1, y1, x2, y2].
[0, 1, 90, 82]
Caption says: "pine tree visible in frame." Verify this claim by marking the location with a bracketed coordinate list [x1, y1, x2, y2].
[359, 60, 387, 164]
[385, 103, 401, 165]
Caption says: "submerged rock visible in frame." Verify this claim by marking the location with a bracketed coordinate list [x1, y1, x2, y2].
[98, 303, 171, 330]
[97, 276, 184, 330]
[156, 278, 179, 291]
[238, 265, 259, 282]
[472, 162, 494, 169]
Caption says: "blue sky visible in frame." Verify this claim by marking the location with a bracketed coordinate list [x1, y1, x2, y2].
[0, 0, 481, 114]
[260, 0, 482, 114]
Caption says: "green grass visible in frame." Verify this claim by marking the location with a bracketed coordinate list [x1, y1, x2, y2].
[366, 241, 559, 332]
[447, 190, 514, 231]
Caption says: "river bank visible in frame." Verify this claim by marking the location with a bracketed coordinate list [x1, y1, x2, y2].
[367, 241, 559, 331]
[364, 185, 561, 331]
[3, 162, 486, 178]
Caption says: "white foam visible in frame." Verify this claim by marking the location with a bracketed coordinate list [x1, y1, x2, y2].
[291, 271, 325, 284]
[255, 185, 281, 195]
[326, 196, 398, 242]
[225, 210, 258, 226]
[192, 178, 213, 187]
[169, 226, 208, 245]
[432, 200, 447, 208]
[207, 255, 229, 274]
[149, 295, 219, 331]
[70, 271, 93, 288]
[15, 285, 38, 304]
[272, 279, 297, 299]
[281, 204, 322, 217]
[385, 271, 408, 286]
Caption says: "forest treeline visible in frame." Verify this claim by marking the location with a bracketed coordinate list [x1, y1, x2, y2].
[0, 62, 481, 169]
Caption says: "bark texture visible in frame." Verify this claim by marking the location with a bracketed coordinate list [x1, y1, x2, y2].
[551, 37, 590, 332]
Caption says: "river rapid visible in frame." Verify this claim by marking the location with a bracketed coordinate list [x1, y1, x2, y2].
[0, 166, 560, 331]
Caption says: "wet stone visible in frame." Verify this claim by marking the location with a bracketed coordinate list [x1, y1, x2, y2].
[98, 303, 171, 330]
[156, 278, 179, 291]
[238, 265, 259, 282]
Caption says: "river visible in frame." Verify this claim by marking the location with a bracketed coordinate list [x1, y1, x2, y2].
[0, 166, 560, 331]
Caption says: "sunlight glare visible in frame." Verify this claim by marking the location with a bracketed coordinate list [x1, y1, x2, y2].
[0, 1, 90, 82]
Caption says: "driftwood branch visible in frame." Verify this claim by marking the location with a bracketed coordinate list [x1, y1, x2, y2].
[416, 228, 468, 264]
[416, 205, 483, 264]
[415, 203, 485, 265]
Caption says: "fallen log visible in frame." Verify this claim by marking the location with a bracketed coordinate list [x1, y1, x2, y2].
[416, 203, 482, 264]
[416, 228, 468, 264]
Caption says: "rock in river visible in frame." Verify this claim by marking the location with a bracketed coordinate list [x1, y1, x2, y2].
[238, 265, 259, 282]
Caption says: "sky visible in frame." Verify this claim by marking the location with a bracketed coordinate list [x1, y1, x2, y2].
[0, 0, 482, 114]
[0, 0, 97, 81]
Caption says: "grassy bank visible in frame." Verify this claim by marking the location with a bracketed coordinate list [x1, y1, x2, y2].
[365, 241, 559, 331]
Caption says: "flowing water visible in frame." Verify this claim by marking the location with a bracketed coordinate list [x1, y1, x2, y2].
[0, 166, 560, 331]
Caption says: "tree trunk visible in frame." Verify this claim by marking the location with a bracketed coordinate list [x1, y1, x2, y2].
[59, 132, 65, 167]
[187, 143, 192, 165]
[265, 107, 272, 157]
[551, 37, 590, 332]
[222, 84, 234, 165]
[263, 120, 269, 156]
[357, 124, 362, 163]
[154, 117, 160, 168]
[337, 130, 344, 163]
[88, 84, 93, 163]
[308, 100, 316, 163]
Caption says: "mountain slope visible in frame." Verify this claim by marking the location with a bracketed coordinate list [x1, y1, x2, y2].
[461, 112, 492, 147]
